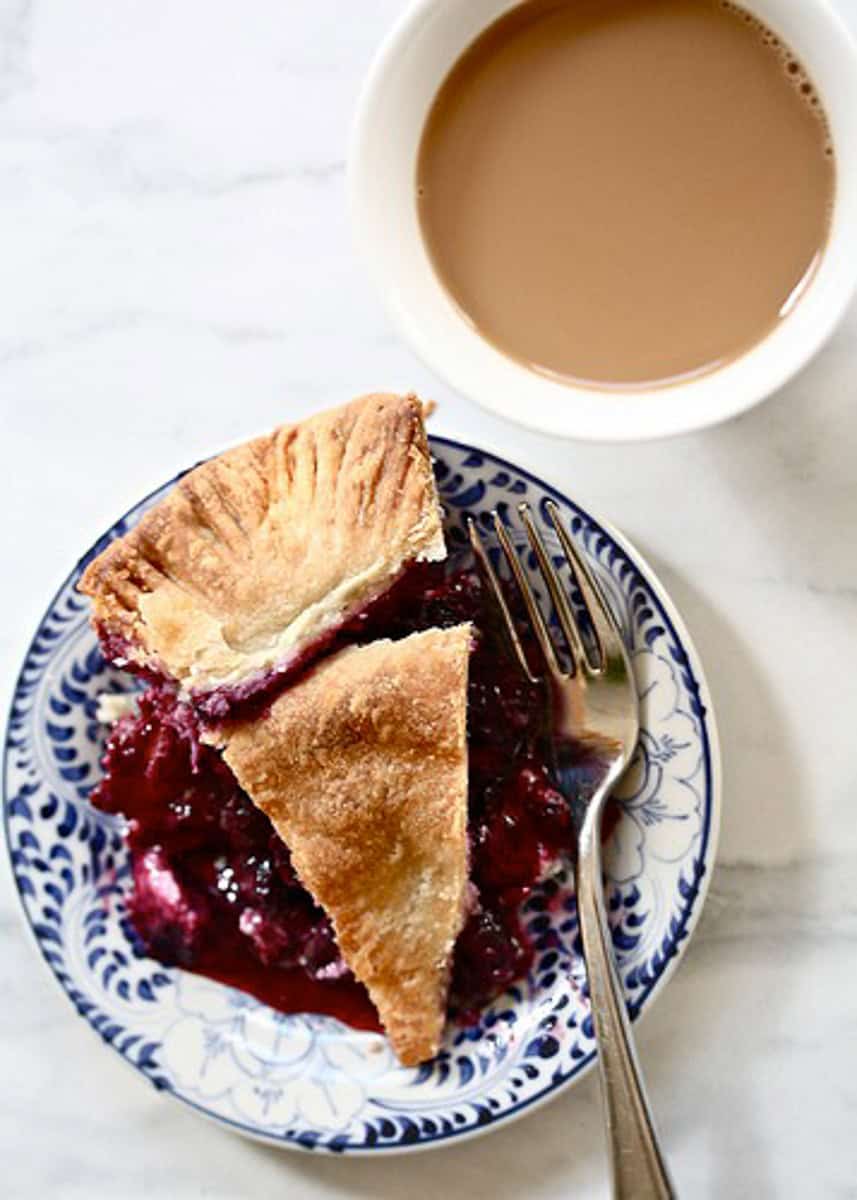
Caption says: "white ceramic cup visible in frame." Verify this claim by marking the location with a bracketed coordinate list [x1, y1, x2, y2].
[348, 0, 857, 441]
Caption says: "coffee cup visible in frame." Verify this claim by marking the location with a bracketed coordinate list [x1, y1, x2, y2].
[348, 0, 857, 441]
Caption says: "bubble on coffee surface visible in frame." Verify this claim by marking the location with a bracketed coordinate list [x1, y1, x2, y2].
[721, 0, 830, 128]
[712, 6, 834, 182]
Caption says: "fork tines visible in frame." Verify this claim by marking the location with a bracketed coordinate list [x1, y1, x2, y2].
[467, 502, 625, 682]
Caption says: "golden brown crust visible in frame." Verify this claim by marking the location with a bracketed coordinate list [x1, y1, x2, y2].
[208, 625, 471, 1066]
[78, 394, 445, 692]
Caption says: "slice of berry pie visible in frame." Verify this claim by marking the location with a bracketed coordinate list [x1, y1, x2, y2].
[208, 626, 471, 1065]
[84, 395, 584, 1065]
[79, 392, 445, 719]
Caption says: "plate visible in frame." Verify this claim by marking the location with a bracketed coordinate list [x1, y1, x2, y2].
[3, 435, 720, 1154]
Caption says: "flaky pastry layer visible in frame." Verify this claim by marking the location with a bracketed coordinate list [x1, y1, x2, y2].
[78, 393, 445, 694]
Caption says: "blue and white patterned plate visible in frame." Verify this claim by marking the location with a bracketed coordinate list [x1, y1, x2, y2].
[3, 436, 720, 1155]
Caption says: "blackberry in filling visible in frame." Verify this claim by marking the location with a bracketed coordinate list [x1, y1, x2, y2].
[91, 562, 590, 1028]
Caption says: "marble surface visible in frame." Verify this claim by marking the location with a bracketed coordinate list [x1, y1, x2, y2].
[2, 1, 856, 1196]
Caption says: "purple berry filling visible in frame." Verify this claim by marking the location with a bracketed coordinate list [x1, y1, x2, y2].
[92, 561, 605, 1029]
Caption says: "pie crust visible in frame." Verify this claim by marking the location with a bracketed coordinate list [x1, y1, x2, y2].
[78, 393, 445, 697]
[208, 625, 471, 1066]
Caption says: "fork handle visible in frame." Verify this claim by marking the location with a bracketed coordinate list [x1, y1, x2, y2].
[575, 806, 677, 1200]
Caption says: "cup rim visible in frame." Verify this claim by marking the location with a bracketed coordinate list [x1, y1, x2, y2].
[348, 0, 857, 442]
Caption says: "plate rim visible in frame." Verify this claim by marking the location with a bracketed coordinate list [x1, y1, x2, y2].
[2, 431, 722, 1155]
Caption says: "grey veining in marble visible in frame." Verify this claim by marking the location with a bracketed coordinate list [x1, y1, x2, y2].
[2, 1, 857, 1196]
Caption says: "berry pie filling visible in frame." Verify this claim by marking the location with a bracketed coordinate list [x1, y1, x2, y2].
[92, 561, 603, 1029]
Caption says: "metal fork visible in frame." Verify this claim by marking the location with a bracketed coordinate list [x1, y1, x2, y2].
[469, 501, 676, 1200]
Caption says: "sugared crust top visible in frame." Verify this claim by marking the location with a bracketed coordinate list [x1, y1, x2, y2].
[209, 625, 471, 1066]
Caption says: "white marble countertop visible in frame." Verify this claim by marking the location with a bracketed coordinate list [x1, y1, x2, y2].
[2, 2, 856, 1196]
